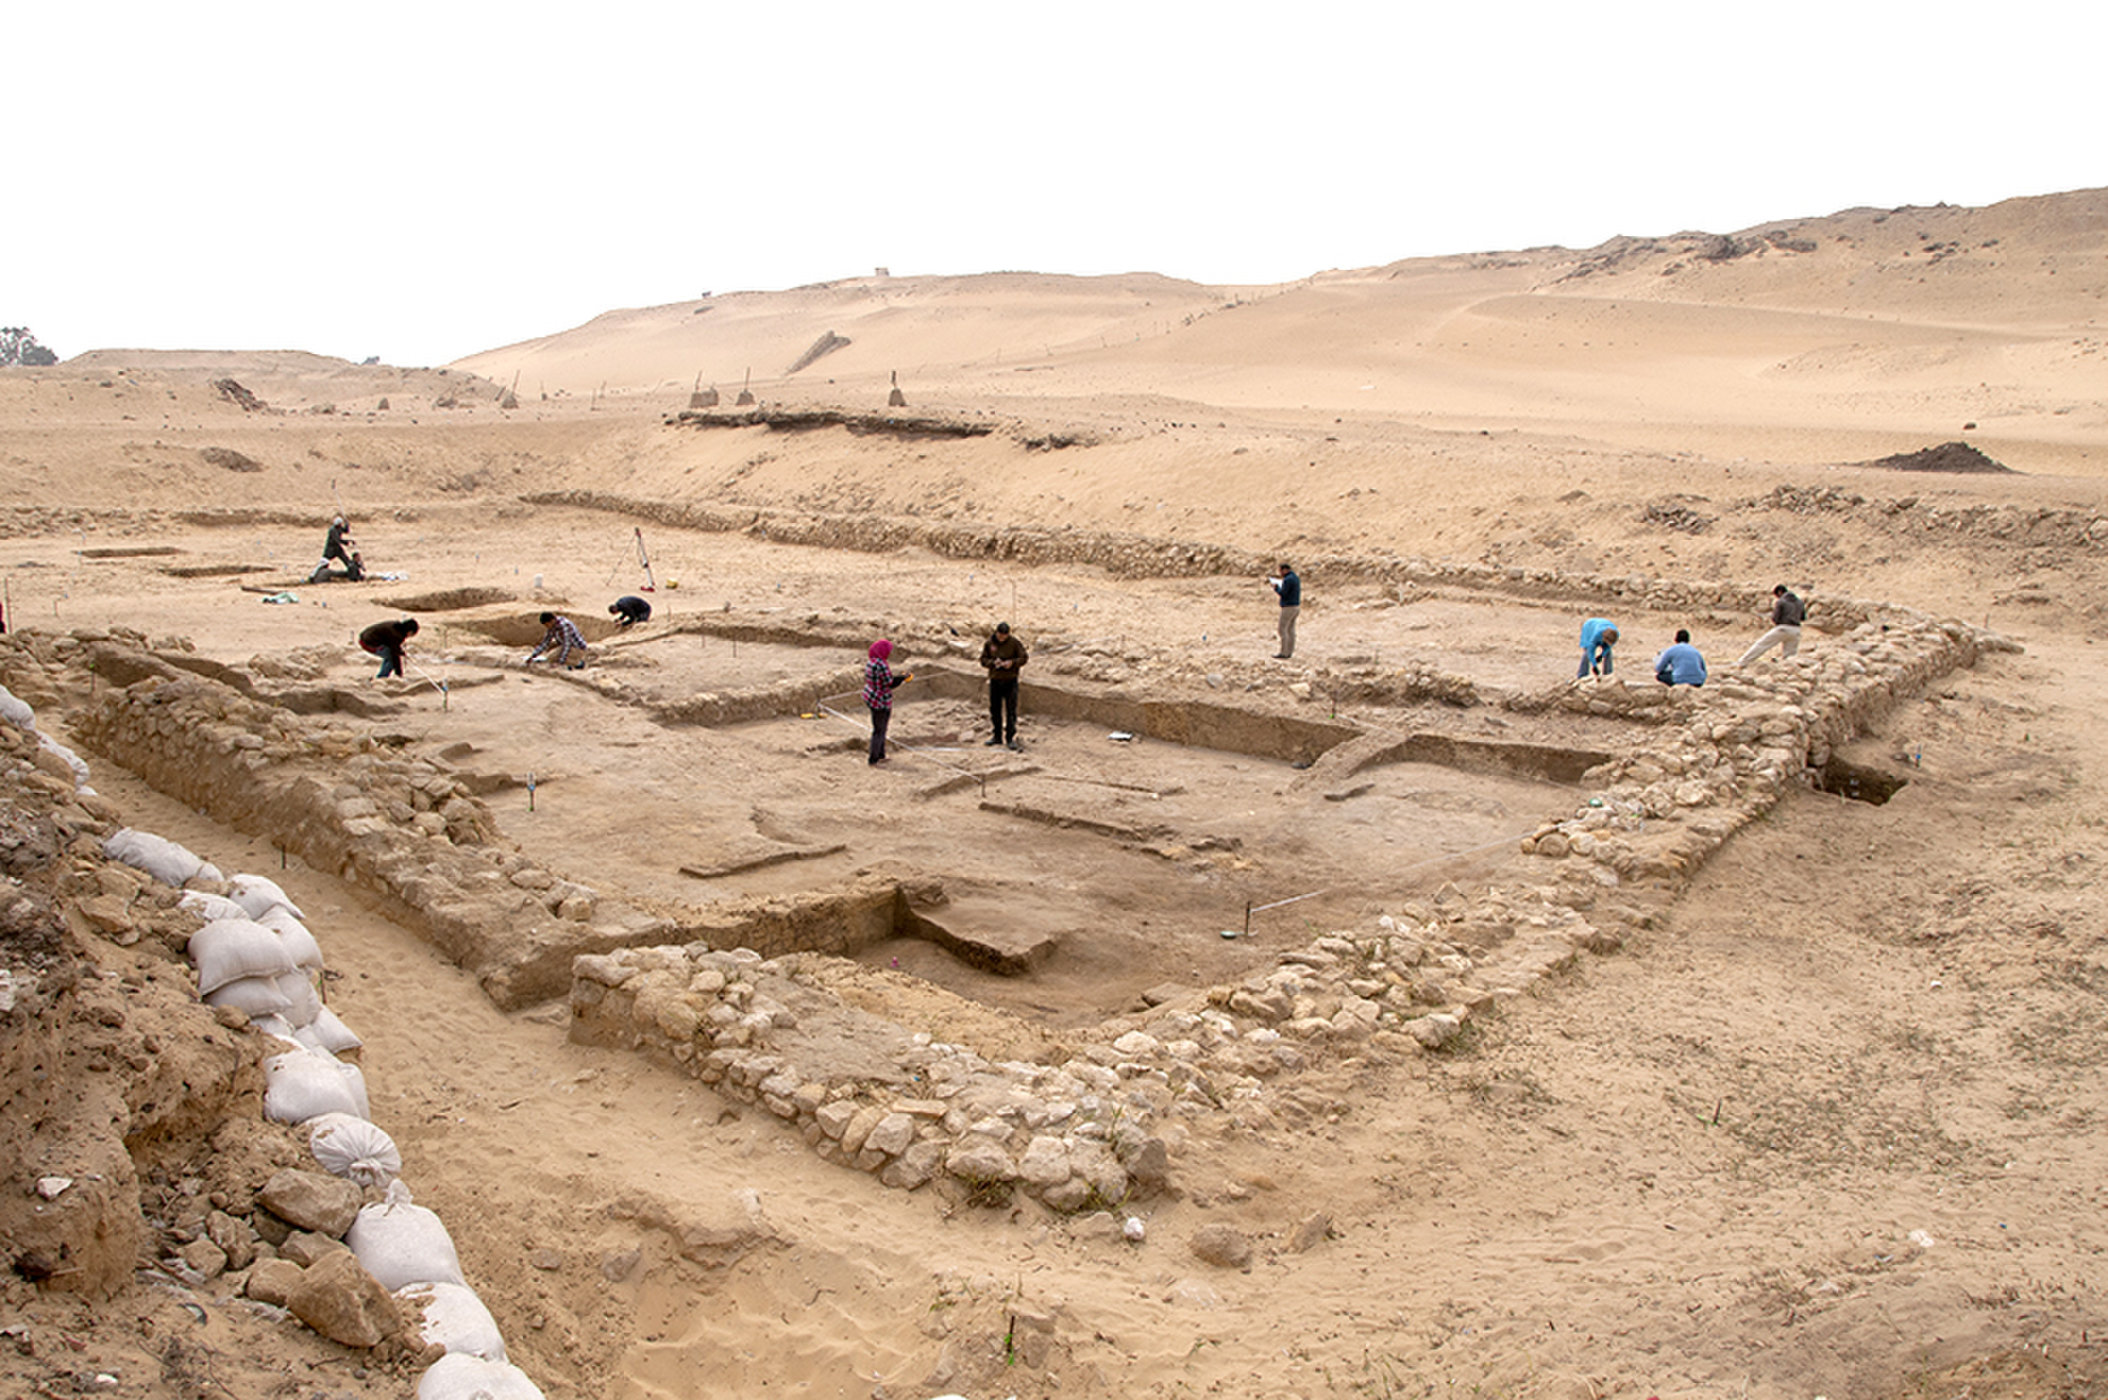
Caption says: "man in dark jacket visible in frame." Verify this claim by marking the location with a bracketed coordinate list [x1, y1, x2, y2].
[609, 595, 652, 627]
[358, 617, 418, 680]
[1268, 562, 1302, 658]
[1737, 584, 1808, 665]
[979, 622, 1028, 750]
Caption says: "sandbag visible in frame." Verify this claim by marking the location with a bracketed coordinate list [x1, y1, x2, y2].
[397, 1281, 506, 1361]
[275, 969, 323, 1028]
[349, 1190, 467, 1291]
[178, 890, 249, 924]
[189, 919, 298, 995]
[249, 1013, 305, 1050]
[309, 1113, 401, 1187]
[105, 828, 208, 887]
[416, 1354, 544, 1400]
[263, 1049, 369, 1124]
[296, 1004, 363, 1056]
[203, 975, 295, 1019]
[253, 905, 324, 971]
[38, 734, 90, 788]
[0, 684, 34, 730]
[229, 874, 305, 922]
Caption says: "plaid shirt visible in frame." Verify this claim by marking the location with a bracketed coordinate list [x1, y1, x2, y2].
[864, 657, 900, 710]
[529, 616, 588, 665]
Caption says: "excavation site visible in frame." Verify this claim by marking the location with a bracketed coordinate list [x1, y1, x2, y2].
[6, 194, 2107, 1400]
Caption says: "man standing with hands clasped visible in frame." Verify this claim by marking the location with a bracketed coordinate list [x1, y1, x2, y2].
[980, 621, 1028, 750]
[1268, 562, 1301, 659]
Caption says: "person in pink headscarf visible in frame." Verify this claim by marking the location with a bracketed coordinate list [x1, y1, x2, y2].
[862, 639, 911, 765]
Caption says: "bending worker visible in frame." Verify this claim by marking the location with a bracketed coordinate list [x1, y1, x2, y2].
[610, 595, 652, 627]
[1578, 617, 1619, 678]
[358, 617, 418, 680]
[979, 621, 1028, 750]
[526, 612, 588, 670]
[1738, 584, 1807, 665]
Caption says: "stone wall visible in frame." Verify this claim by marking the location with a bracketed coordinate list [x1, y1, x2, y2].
[9, 634, 673, 1009]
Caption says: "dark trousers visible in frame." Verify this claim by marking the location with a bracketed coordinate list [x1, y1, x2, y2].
[868, 704, 890, 763]
[989, 679, 1018, 742]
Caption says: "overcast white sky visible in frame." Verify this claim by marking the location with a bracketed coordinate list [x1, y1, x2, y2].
[8, 0, 2100, 367]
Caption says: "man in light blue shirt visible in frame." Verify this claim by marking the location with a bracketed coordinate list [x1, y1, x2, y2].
[1653, 629, 1708, 687]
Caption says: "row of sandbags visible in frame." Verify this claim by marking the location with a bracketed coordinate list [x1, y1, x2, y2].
[0, 680, 95, 793]
[112, 822, 546, 1399]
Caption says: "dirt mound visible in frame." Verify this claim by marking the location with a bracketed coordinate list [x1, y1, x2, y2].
[1861, 440, 2014, 474]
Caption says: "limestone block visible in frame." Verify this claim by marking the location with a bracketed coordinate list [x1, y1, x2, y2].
[260, 1169, 363, 1238]
[863, 1112, 916, 1157]
[287, 1250, 403, 1349]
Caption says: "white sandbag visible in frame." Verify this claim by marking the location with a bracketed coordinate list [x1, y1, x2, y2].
[37, 734, 90, 788]
[263, 1049, 369, 1124]
[295, 1004, 363, 1055]
[416, 1354, 544, 1400]
[397, 1282, 506, 1361]
[203, 975, 295, 1019]
[178, 890, 249, 923]
[275, 969, 323, 1028]
[229, 874, 305, 922]
[105, 828, 208, 887]
[249, 1013, 305, 1050]
[0, 683, 34, 730]
[349, 1191, 467, 1291]
[192, 862, 225, 885]
[253, 906, 325, 972]
[309, 1112, 401, 1187]
[189, 918, 297, 995]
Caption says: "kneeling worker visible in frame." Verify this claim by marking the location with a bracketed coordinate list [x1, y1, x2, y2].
[610, 595, 652, 627]
[1653, 628, 1708, 687]
[359, 617, 419, 680]
[526, 612, 588, 670]
[979, 621, 1028, 750]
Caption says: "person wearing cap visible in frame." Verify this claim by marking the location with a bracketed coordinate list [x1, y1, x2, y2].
[979, 622, 1029, 750]
[1737, 584, 1808, 665]
[1268, 562, 1302, 658]
[1578, 617, 1620, 678]
[358, 617, 419, 680]
[322, 515, 356, 569]
[526, 612, 588, 670]
[610, 595, 652, 627]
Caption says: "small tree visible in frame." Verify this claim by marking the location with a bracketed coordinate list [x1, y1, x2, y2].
[0, 327, 58, 367]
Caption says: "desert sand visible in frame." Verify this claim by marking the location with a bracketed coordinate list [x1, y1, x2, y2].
[2, 188, 2106, 1400]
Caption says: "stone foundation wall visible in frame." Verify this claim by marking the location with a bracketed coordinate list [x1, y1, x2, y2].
[8, 634, 671, 1009]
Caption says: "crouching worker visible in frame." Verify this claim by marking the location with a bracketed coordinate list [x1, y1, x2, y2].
[1653, 629, 1708, 687]
[358, 617, 419, 680]
[610, 595, 652, 627]
[526, 612, 588, 670]
[1577, 617, 1619, 678]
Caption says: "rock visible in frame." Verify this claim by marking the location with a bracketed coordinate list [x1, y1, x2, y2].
[1286, 1212, 1332, 1253]
[1189, 1223, 1252, 1269]
[1114, 1133, 1171, 1187]
[279, 1230, 348, 1268]
[260, 1168, 363, 1238]
[286, 1250, 403, 1348]
[206, 1210, 257, 1270]
[946, 1138, 1018, 1183]
[1016, 1136, 1073, 1187]
[529, 1248, 563, 1271]
[1402, 1013, 1463, 1049]
[180, 1236, 228, 1279]
[863, 1112, 917, 1158]
[600, 1248, 642, 1282]
[246, 1258, 305, 1306]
